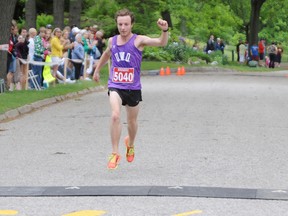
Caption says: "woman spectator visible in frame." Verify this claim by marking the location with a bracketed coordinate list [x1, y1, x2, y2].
[60, 30, 75, 81]
[72, 33, 85, 81]
[61, 30, 73, 58]
[50, 28, 63, 79]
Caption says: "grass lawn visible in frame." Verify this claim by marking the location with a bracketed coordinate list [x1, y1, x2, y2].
[0, 61, 285, 115]
[0, 80, 100, 114]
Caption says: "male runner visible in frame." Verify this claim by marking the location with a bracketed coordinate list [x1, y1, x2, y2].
[93, 8, 169, 169]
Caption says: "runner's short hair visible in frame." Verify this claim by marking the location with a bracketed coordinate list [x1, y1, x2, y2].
[115, 8, 134, 24]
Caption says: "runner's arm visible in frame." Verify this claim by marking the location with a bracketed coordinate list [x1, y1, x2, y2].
[138, 18, 169, 49]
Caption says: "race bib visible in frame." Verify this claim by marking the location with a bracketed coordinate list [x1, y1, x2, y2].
[112, 67, 134, 83]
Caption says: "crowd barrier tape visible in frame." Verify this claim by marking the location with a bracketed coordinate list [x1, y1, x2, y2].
[18, 57, 84, 66]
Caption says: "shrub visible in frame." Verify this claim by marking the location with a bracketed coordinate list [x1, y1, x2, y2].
[36, 14, 54, 29]
[142, 39, 230, 65]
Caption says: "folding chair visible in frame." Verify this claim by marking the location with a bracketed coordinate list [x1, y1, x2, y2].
[28, 70, 41, 90]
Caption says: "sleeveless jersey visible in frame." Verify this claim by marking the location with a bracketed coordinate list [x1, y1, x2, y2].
[108, 34, 142, 90]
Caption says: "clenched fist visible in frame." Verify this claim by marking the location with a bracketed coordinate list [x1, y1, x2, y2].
[157, 18, 168, 31]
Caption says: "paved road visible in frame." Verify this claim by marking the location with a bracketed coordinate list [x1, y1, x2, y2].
[1, 71, 288, 216]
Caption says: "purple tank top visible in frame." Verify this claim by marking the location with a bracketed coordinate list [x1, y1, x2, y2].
[108, 34, 142, 90]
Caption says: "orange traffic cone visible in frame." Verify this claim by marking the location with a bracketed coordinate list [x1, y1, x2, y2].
[160, 67, 165, 76]
[176, 67, 181, 76]
[181, 66, 186, 75]
[166, 66, 171, 75]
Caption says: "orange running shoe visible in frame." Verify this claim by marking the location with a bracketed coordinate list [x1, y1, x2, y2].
[107, 153, 121, 169]
[125, 136, 134, 163]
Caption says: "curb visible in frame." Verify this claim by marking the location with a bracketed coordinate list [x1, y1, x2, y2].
[0, 85, 106, 123]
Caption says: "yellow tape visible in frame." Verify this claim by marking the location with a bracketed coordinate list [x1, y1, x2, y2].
[173, 210, 203, 216]
[0, 210, 18, 215]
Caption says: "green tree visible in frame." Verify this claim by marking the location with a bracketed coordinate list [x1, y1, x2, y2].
[165, 0, 242, 43]
[249, 0, 266, 48]
[260, 0, 288, 44]
[84, 0, 119, 36]
[221, 0, 250, 42]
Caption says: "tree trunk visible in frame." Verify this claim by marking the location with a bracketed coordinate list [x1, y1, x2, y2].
[0, 0, 17, 80]
[249, 0, 266, 49]
[53, 0, 65, 29]
[69, 0, 82, 27]
[25, 0, 36, 29]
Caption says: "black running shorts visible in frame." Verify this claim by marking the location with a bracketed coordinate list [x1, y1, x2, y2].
[108, 88, 142, 107]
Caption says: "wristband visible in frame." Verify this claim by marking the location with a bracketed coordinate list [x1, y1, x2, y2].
[163, 28, 169, 32]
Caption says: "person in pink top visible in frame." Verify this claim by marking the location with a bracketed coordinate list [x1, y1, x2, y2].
[93, 8, 169, 169]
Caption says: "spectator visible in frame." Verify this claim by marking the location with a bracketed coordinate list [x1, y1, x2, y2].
[95, 30, 106, 57]
[32, 26, 47, 88]
[236, 39, 242, 62]
[258, 38, 265, 66]
[60, 29, 74, 79]
[63, 26, 71, 35]
[6, 24, 18, 91]
[43, 28, 52, 55]
[81, 29, 93, 79]
[61, 30, 74, 56]
[50, 28, 64, 79]
[27, 28, 37, 61]
[19, 28, 28, 41]
[206, 34, 215, 54]
[81, 29, 92, 54]
[15, 34, 29, 90]
[72, 33, 85, 80]
[267, 42, 277, 68]
[46, 24, 53, 30]
[70, 26, 80, 42]
[215, 37, 225, 54]
[275, 43, 283, 67]
[250, 44, 259, 61]
[86, 31, 97, 75]
[239, 41, 246, 64]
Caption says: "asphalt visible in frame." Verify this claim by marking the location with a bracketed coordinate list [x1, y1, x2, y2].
[1, 68, 288, 215]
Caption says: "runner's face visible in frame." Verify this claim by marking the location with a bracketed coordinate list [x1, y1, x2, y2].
[117, 15, 133, 37]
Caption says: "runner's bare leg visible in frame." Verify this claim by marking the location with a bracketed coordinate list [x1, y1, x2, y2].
[126, 105, 140, 147]
[109, 91, 122, 153]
